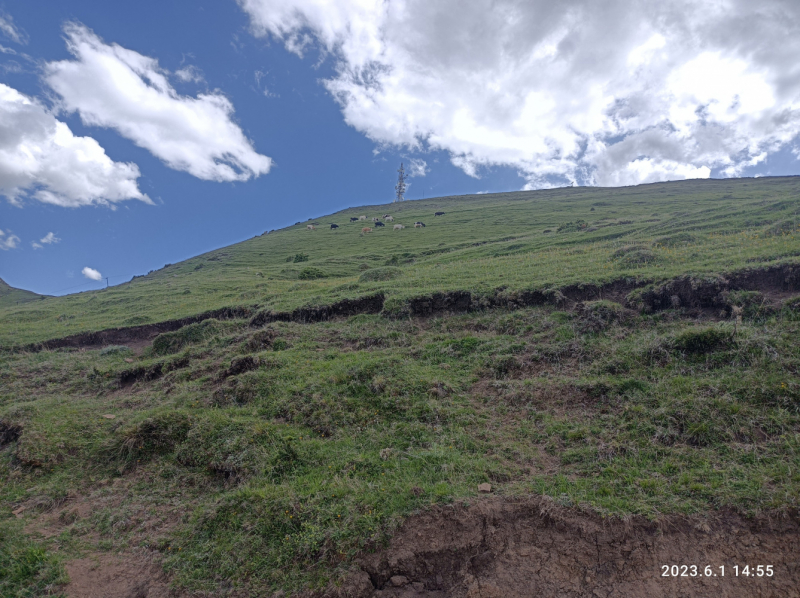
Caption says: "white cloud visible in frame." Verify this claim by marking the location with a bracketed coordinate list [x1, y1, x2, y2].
[82, 266, 102, 280]
[0, 229, 20, 250]
[175, 65, 204, 83]
[407, 158, 427, 177]
[31, 242, 42, 249]
[0, 12, 27, 45]
[40, 232, 60, 244]
[45, 23, 272, 182]
[0, 83, 148, 207]
[239, 0, 800, 187]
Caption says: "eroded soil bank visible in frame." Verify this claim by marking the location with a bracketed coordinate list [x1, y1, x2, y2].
[332, 498, 800, 598]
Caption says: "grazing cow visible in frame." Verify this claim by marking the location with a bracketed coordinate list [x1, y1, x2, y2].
[375, 221, 385, 227]
[372, 217, 380, 222]
[393, 224, 404, 230]
[350, 217, 359, 222]
[362, 227, 372, 233]
[414, 222, 426, 228]
[307, 225, 316, 230]
[330, 224, 339, 229]
[359, 215, 367, 221]
[385, 216, 394, 222]
[434, 211, 445, 216]
[383, 214, 391, 218]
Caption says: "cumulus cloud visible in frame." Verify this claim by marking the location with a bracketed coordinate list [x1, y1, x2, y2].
[82, 266, 102, 280]
[0, 12, 27, 45]
[45, 23, 271, 182]
[0, 83, 149, 207]
[0, 229, 20, 250]
[40, 232, 60, 244]
[175, 65, 204, 83]
[407, 158, 428, 177]
[239, 0, 800, 187]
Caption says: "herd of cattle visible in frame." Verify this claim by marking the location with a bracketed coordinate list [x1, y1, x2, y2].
[305, 212, 446, 232]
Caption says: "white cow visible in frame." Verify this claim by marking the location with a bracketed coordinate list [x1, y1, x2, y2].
[306, 225, 316, 230]
[358, 215, 367, 221]
[385, 216, 394, 222]
[393, 224, 404, 230]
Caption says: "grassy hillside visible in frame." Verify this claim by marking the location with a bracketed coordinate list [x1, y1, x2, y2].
[1, 177, 799, 595]
[0, 278, 44, 309]
[2, 176, 800, 347]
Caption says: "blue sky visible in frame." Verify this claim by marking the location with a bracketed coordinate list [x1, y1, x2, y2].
[1, 0, 799, 295]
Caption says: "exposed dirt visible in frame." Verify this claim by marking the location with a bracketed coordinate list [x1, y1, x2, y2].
[63, 553, 175, 598]
[632, 264, 800, 314]
[117, 356, 190, 387]
[218, 355, 261, 380]
[19, 305, 256, 353]
[328, 498, 800, 598]
[21, 475, 192, 598]
[249, 293, 386, 327]
[16, 263, 800, 354]
[0, 419, 22, 446]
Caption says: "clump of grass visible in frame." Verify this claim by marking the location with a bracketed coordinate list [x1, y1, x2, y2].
[575, 300, 625, 331]
[556, 219, 588, 233]
[298, 267, 326, 280]
[670, 326, 732, 354]
[612, 245, 661, 267]
[781, 296, 800, 321]
[175, 417, 290, 483]
[244, 329, 276, 352]
[725, 290, 767, 321]
[152, 319, 228, 355]
[0, 520, 66, 598]
[106, 411, 193, 462]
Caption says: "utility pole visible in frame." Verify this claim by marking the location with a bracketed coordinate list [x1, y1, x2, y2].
[105, 277, 109, 288]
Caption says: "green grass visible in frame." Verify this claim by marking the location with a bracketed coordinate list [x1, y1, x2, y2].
[0, 278, 44, 309]
[1, 176, 800, 594]
[0, 519, 66, 597]
[3, 177, 800, 347]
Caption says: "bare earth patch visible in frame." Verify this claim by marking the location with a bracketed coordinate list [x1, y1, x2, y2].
[64, 553, 173, 598]
[333, 498, 800, 598]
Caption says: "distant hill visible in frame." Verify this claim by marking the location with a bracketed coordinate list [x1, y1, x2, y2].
[0, 277, 45, 307]
[2, 176, 800, 597]
[2, 176, 800, 346]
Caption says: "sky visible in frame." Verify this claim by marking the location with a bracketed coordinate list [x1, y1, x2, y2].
[1, 0, 800, 296]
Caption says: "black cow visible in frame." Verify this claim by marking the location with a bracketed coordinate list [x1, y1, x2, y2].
[330, 224, 339, 229]
[350, 217, 359, 222]
[414, 222, 426, 228]
[434, 211, 445, 216]
[375, 221, 385, 227]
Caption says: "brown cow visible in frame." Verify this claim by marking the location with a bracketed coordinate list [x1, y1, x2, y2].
[362, 227, 373, 233]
